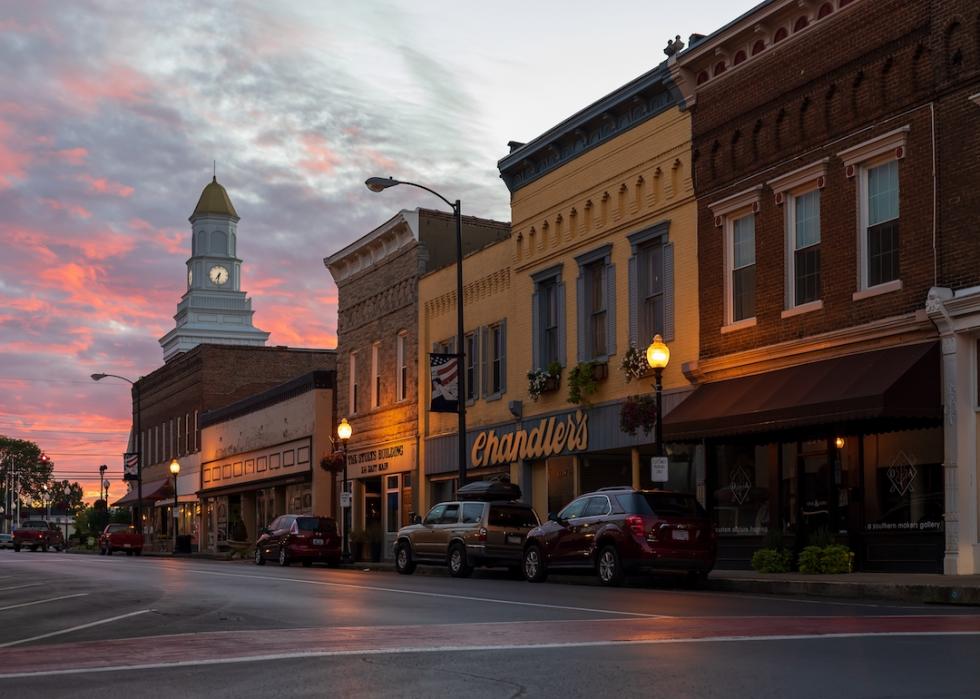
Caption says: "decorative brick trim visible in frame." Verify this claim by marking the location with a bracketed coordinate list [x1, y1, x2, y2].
[708, 184, 763, 222]
[767, 158, 829, 204]
[837, 125, 909, 169]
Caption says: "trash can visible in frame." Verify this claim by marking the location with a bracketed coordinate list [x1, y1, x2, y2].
[176, 534, 193, 554]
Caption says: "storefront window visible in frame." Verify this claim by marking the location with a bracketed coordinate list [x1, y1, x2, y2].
[864, 428, 943, 533]
[547, 457, 575, 516]
[385, 475, 400, 533]
[580, 454, 631, 494]
[430, 478, 456, 506]
[712, 444, 771, 536]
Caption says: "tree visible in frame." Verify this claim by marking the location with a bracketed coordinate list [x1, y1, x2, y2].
[51, 480, 85, 518]
[0, 436, 53, 512]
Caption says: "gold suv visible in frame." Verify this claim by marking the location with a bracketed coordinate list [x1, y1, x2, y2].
[394, 499, 540, 577]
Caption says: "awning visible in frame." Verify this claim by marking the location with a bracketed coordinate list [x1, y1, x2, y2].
[111, 478, 172, 507]
[663, 342, 941, 440]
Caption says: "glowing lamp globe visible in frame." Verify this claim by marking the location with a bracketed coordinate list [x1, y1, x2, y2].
[646, 334, 670, 370]
[337, 418, 353, 441]
[169, 458, 180, 476]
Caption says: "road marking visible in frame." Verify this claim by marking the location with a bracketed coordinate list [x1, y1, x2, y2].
[0, 583, 43, 592]
[0, 609, 153, 648]
[1, 630, 978, 679]
[0, 593, 88, 612]
[170, 566, 667, 618]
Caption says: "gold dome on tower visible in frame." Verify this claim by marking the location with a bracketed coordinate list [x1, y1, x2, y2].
[190, 176, 239, 220]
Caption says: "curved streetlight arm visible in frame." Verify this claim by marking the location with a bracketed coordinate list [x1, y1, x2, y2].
[91, 373, 135, 385]
[365, 177, 458, 213]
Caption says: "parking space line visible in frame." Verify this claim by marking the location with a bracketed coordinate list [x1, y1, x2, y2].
[171, 566, 667, 618]
[0, 609, 153, 648]
[0, 583, 44, 592]
[0, 593, 88, 613]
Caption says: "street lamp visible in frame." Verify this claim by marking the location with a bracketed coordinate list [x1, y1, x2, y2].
[91, 373, 142, 534]
[169, 458, 180, 555]
[337, 418, 352, 563]
[646, 334, 671, 458]
[365, 176, 468, 487]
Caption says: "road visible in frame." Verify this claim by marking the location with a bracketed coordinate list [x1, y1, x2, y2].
[0, 550, 978, 698]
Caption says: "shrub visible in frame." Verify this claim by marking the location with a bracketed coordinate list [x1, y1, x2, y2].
[751, 547, 793, 573]
[797, 545, 823, 574]
[798, 544, 854, 574]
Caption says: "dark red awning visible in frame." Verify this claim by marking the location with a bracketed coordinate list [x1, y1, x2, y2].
[111, 478, 172, 507]
[663, 342, 941, 440]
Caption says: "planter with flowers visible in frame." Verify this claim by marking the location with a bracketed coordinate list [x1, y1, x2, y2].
[620, 345, 650, 383]
[527, 361, 562, 401]
[619, 394, 658, 436]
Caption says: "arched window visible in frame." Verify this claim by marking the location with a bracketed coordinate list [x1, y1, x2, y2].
[211, 230, 227, 255]
[714, 61, 727, 76]
[696, 70, 709, 85]
[752, 40, 766, 55]
[774, 27, 788, 43]
[818, 3, 833, 18]
[733, 50, 747, 65]
[793, 17, 809, 32]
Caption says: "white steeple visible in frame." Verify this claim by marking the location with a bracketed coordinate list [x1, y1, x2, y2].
[159, 177, 270, 362]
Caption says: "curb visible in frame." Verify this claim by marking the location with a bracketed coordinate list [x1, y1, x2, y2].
[707, 575, 980, 606]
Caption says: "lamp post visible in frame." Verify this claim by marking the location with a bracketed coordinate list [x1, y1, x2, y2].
[169, 458, 180, 554]
[91, 373, 142, 534]
[365, 176, 468, 487]
[337, 418, 353, 563]
[646, 334, 671, 458]
[62, 484, 71, 543]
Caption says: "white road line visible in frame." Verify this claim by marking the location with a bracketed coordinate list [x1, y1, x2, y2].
[0, 609, 153, 648]
[2, 630, 979, 679]
[170, 566, 667, 619]
[0, 593, 88, 612]
[0, 583, 43, 592]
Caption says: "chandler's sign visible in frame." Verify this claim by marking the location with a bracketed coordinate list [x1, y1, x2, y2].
[471, 410, 588, 467]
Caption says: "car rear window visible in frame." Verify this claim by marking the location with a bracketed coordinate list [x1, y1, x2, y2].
[22, 521, 47, 529]
[107, 524, 128, 533]
[487, 506, 539, 528]
[296, 517, 336, 532]
[617, 493, 706, 518]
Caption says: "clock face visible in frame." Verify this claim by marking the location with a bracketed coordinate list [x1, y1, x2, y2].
[209, 265, 229, 285]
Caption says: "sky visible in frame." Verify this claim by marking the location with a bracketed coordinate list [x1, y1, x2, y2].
[0, 0, 758, 503]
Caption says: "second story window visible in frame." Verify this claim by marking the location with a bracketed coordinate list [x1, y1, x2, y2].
[531, 265, 565, 370]
[464, 332, 478, 402]
[371, 341, 381, 409]
[349, 351, 359, 415]
[791, 189, 821, 306]
[396, 331, 408, 402]
[865, 160, 899, 288]
[585, 261, 607, 358]
[482, 321, 506, 397]
[730, 214, 756, 322]
[628, 222, 674, 346]
[575, 245, 616, 362]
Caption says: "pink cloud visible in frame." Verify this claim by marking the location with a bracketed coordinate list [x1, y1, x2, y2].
[0, 120, 31, 188]
[129, 218, 186, 255]
[57, 66, 152, 111]
[77, 173, 134, 197]
[54, 147, 88, 165]
[298, 133, 341, 175]
[42, 197, 92, 219]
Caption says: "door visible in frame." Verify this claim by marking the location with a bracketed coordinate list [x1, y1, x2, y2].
[432, 502, 461, 560]
[550, 497, 589, 566]
[798, 440, 833, 543]
[414, 503, 446, 558]
[383, 475, 400, 560]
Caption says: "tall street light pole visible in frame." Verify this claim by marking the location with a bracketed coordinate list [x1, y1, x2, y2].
[365, 176, 468, 487]
[337, 418, 352, 563]
[91, 373, 142, 534]
[646, 334, 671, 459]
[169, 458, 180, 555]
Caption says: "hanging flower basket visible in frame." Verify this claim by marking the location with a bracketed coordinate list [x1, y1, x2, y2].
[620, 345, 649, 383]
[527, 361, 562, 401]
[320, 450, 347, 472]
[619, 394, 658, 436]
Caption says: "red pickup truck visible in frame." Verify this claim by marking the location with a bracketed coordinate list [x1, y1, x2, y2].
[12, 520, 65, 552]
[99, 523, 144, 556]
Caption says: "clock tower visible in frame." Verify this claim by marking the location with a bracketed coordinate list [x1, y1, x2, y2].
[159, 177, 270, 362]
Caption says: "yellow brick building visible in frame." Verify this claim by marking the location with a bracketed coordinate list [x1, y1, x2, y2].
[416, 62, 701, 518]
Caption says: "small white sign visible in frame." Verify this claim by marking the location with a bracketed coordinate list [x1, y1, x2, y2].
[650, 456, 669, 482]
[340, 492, 352, 508]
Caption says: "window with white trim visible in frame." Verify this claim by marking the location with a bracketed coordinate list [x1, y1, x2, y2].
[349, 351, 359, 415]
[396, 331, 408, 402]
[370, 341, 381, 409]
[790, 189, 821, 306]
[730, 213, 756, 322]
[864, 160, 900, 287]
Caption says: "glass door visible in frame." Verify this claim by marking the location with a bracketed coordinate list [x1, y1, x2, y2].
[384, 475, 400, 561]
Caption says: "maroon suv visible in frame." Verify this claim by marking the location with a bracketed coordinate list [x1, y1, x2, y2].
[522, 487, 717, 586]
[254, 514, 340, 568]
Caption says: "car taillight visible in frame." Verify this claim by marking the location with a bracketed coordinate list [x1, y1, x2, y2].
[478, 527, 487, 542]
[625, 515, 645, 538]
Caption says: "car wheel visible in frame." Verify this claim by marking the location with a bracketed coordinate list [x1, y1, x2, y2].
[523, 544, 548, 583]
[448, 543, 472, 578]
[254, 547, 265, 565]
[302, 560, 313, 568]
[278, 546, 290, 567]
[597, 545, 624, 587]
[395, 542, 416, 575]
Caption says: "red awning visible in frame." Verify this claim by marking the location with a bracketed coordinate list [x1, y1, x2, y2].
[663, 342, 941, 440]
[111, 478, 172, 507]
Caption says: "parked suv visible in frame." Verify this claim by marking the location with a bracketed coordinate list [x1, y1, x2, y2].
[394, 498, 540, 577]
[255, 515, 341, 567]
[12, 520, 65, 552]
[523, 487, 717, 586]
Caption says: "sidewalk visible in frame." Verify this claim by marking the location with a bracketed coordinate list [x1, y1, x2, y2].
[709, 569, 980, 605]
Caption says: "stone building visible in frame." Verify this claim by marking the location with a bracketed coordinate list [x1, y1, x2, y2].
[664, 0, 980, 572]
[324, 208, 509, 558]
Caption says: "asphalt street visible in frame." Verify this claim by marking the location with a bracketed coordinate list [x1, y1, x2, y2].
[0, 549, 978, 698]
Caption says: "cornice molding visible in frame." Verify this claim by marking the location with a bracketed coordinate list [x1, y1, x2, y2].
[708, 184, 762, 221]
[766, 158, 828, 200]
[324, 211, 419, 285]
[837, 125, 909, 168]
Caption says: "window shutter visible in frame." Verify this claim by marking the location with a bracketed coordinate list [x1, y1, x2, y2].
[557, 281, 567, 368]
[628, 255, 638, 347]
[576, 273, 587, 363]
[499, 320, 507, 394]
[605, 262, 617, 357]
[531, 289, 541, 370]
[480, 326, 489, 397]
[663, 242, 675, 342]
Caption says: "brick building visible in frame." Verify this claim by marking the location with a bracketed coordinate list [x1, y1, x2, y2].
[114, 345, 335, 551]
[663, 0, 980, 572]
[324, 208, 509, 559]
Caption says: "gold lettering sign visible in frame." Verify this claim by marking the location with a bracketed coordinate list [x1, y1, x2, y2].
[471, 410, 588, 467]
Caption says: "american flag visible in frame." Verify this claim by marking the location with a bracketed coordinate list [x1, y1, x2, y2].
[123, 452, 138, 481]
[429, 353, 459, 413]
